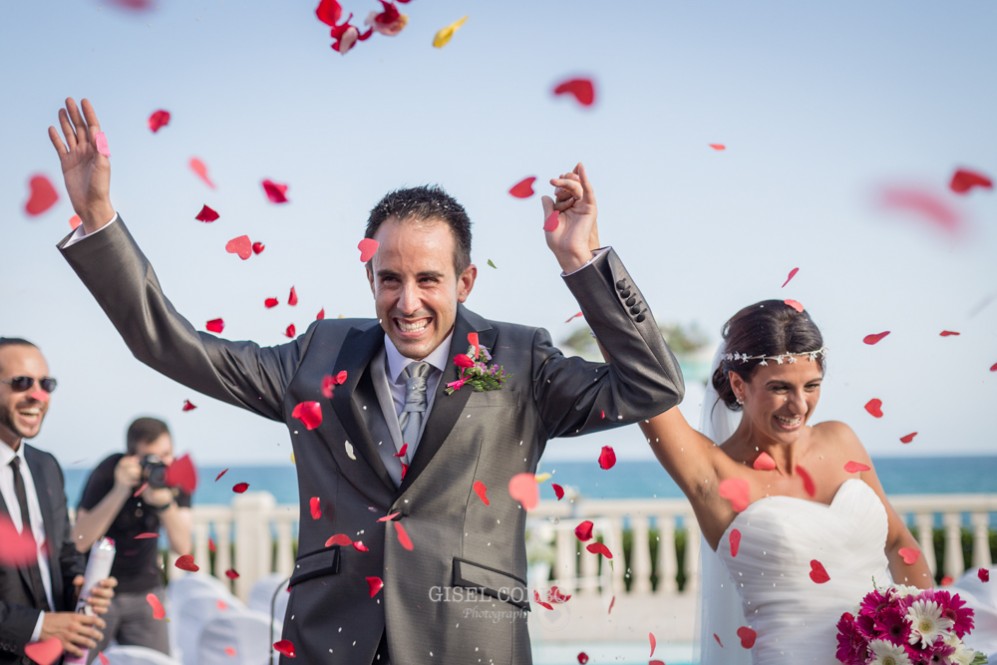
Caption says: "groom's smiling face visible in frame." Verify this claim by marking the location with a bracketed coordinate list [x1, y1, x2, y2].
[368, 217, 477, 360]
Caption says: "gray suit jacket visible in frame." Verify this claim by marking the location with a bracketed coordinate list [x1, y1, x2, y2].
[61, 219, 683, 664]
[0, 445, 84, 664]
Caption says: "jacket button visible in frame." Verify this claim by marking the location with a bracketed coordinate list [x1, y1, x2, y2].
[620, 289, 632, 299]
[625, 296, 636, 307]
[636, 313, 646, 323]
[630, 306, 641, 316]
[616, 279, 628, 291]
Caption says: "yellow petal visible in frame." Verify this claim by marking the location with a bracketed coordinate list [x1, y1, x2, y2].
[534, 472, 551, 483]
[432, 15, 468, 48]
[290, 452, 296, 465]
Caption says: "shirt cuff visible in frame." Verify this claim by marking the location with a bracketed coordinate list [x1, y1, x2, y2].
[561, 247, 609, 276]
[31, 611, 44, 642]
[62, 213, 119, 247]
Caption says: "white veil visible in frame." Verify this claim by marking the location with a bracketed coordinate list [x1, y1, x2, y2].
[694, 343, 752, 665]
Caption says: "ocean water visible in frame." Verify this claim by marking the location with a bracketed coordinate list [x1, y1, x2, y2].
[62, 455, 997, 509]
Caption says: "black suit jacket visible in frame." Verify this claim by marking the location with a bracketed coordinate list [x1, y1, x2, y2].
[0, 444, 84, 664]
[61, 218, 684, 664]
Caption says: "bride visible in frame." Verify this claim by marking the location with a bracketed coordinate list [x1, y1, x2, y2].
[637, 299, 933, 664]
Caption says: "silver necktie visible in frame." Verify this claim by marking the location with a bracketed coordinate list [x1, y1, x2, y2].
[398, 361, 432, 455]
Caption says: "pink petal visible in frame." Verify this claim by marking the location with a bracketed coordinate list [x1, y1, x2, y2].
[949, 167, 993, 194]
[508, 176, 536, 199]
[552, 483, 565, 500]
[232, 482, 249, 493]
[182, 399, 197, 411]
[206, 318, 225, 334]
[147, 593, 166, 619]
[358, 238, 379, 262]
[508, 473, 539, 511]
[24, 638, 63, 665]
[189, 157, 215, 189]
[148, 109, 171, 132]
[574, 520, 594, 542]
[898, 547, 920, 565]
[843, 460, 871, 473]
[797, 464, 816, 497]
[597, 445, 616, 470]
[737, 626, 757, 649]
[366, 576, 384, 597]
[552, 77, 596, 107]
[174, 554, 199, 572]
[273, 639, 296, 658]
[288, 286, 298, 306]
[809, 559, 830, 583]
[729, 528, 741, 558]
[309, 497, 321, 520]
[292, 401, 322, 430]
[864, 398, 884, 418]
[225, 235, 252, 260]
[394, 521, 414, 551]
[781, 267, 799, 288]
[265, 297, 279, 309]
[900, 431, 918, 444]
[863, 331, 891, 345]
[586, 541, 613, 559]
[752, 451, 776, 471]
[195, 205, 220, 223]
[718, 477, 750, 512]
[472, 480, 490, 506]
[24, 174, 59, 216]
[261, 179, 289, 204]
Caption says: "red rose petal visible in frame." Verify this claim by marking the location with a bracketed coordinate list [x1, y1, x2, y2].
[309, 496, 321, 520]
[979, 568, 990, 583]
[400, 463, 409, 482]
[206, 318, 225, 334]
[781, 267, 799, 288]
[358, 238, 379, 262]
[273, 639, 296, 658]
[708, 143, 726, 151]
[586, 541, 613, 559]
[718, 477, 750, 512]
[164, 453, 198, 494]
[252, 241, 265, 255]
[863, 331, 891, 345]
[147, 593, 166, 619]
[564, 311, 582, 323]
[543, 209, 560, 233]
[334, 370, 347, 384]
[650, 661, 665, 665]
[208, 538, 216, 553]
[729, 528, 741, 558]
[844, 460, 871, 473]
[552, 77, 596, 107]
[94, 131, 110, 158]
[134, 532, 158, 540]
[533, 589, 553, 611]
[288, 286, 298, 306]
[797, 465, 816, 497]
[316, 308, 326, 320]
[69, 214, 82, 230]
[0, 516, 41, 565]
[189, 157, 215, 189]
[577, 653, 589, 664]
[752, 451, 776, 471]
[215, 468, 229, 481]
[900, 432, 918, 444]
[321, 375, 336, 399]
[225, 568, 240, 580]
[232, 482, 249, 493]
[261, 179, 289, 203]
[175, 554, 200, 572]
[574, 520, 594, 542]
[552, 483, 565, 500]
[315, 0, 343, 26]
[649, 632, 656, 657]
[216, 599, 228, 611]
[939, 330, 961, 337]
[508, 176, 536, 199]
[784, 299, 804, 313]
[472, 480, 490, 506]
[353, 540, 369, 553]
[285, 324, 296, 338]
[225, 235, 252, 260]
[713, 633, 723, 647]
[378, 512, 400, 523]
[898, 547, 920, 565]
[864, 398, 884, 418]
[809, 559, 830, 583]
[265, 297, 279, 309]
[23, 638, 63, 665]
[508, 473, 539, 511]
[292, 401, 322, 430]
[224, 647, 236, 657]
[879, 185, 962, 235]
[195, 204, 219, 222]
[597, 445, 616, 470]
[737, 626, 757, 649]
[366, 576, 384, 597]
[99, 652, 110, 664]
[148, 109, 171, 132]
[949, 168, 993, 194]
[182, 399, 197, 411]
[325, 533, 352, 547]
[24, 175, 59, 216]
[608, 595, 615, 614]
[394, 521, 414, 551]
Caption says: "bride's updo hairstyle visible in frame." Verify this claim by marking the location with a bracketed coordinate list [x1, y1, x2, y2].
[712, 300, 825, 411]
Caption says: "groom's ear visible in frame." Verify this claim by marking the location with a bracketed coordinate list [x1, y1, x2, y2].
[456, 264, 477, 303]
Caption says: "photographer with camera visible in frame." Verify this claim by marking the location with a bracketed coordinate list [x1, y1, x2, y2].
[73, 417, 191, 660]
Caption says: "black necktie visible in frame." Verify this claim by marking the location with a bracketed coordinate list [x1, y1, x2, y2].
[10, 456, 50, 611]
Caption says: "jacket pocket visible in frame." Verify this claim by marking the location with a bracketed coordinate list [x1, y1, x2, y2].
[452, 557, 529, 609]
[289, 545, 341, 587]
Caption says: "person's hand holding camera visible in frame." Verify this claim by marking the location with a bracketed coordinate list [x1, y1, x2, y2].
[112, 455, 142, 490]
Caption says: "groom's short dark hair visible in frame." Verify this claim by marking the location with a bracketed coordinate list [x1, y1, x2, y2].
[365, 185, 472, 273]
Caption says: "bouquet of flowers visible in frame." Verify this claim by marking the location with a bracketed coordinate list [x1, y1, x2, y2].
[836, 583, 987, 665]
[445, 343, 508, 394]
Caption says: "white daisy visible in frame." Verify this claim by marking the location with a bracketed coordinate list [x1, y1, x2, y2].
[944, 632, 980, 665]
[868, 639, 912, 665]
[906, 598, 955, 649]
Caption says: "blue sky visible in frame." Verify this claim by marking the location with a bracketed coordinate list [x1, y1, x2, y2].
[4, 1, 996, 465]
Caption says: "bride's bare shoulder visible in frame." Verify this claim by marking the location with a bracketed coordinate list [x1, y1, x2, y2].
[811, 420, 869, 455]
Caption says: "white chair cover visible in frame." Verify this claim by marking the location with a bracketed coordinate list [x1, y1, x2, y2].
[196, 607, 282, 665]
[101, 644, 182, 665]
[167, 573, 234, 609]
[174, 589, 246, 665]
[247, 573, 290, 626]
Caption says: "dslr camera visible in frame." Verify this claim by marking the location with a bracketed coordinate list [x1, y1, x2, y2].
[140, 454, 170, 489]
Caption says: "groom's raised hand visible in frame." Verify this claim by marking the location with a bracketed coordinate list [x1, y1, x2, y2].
[48, 97, 115, 233]
[542, 162, 600, 273]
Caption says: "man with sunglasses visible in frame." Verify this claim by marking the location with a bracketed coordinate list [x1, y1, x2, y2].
[0, 338, 116, 664]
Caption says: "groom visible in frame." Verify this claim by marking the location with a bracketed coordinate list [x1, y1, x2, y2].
[50, 98, 684, 664]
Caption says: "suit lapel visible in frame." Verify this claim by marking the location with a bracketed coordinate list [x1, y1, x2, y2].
[329, 325, 397, 494]
[399, 307, 495, 494]
[23, 446, 58, 608]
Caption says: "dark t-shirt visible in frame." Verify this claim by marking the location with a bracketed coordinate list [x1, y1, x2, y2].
[78, 453, 192, 594]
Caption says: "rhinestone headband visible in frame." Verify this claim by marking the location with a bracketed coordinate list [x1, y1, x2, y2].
[723, 347, 827, 367]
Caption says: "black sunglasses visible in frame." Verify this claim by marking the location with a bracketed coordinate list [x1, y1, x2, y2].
[1, 376, 58, 393]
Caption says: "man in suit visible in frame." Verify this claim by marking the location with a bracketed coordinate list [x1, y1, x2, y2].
[0, 338, 114, 664]
[50, 98, 684, 664]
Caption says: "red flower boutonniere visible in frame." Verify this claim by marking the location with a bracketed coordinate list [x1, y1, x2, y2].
[445, 339, 508, 395]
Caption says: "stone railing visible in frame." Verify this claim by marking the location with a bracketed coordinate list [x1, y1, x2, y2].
[166, 493, 996, 600]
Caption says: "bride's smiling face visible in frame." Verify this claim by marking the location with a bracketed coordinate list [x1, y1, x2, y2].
[731, 360, 823, 442]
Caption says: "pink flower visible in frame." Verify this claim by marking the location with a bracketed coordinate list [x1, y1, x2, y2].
[446, 378, 468, 392]
[453, 354, 475, 369]
[929, 589, 976, 639]
[835, 612, 866, 665]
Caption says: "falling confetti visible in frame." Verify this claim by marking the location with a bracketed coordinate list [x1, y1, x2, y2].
[809, 559, 830, 584]
[487, 259, 497, 269]
[182, 400, 197, 412]
[752, 451, 776, 471]
[206, 318, 225, 334]
[844, 460, 871, 473]
[288, 286, 298, 306]
[737, 626, 757, 649]
[358, 238, 379, 262]
[508, 176, 536, 199]
[225, 235, 253, 260]
[23, 639, 63, 665]
[310, 497, 321, 520]
[797, 465, 816, 497]
[508, 473, 539, 510]
[863, 331, 891, 345]
[708, 143, 726, 151]
[265, 298, 279, 309]
[729, 528, 741, 558]
[24, 174, 59, 216]
[273, 639, 296, 658]
[586, 542, 613, 559]
[432, 15, 467, 48]
[232, 482, 249, 493]
[94, 131, 110, 157]
[148, 109, 170, 132]
[949, 168, 993, 194]
[979, 568, 990, 583]
[864, 398, 884, 418]
[552, 483, 565, 500]
[781, 267, 799, 288]
[552, 77, 596, 107]
[574, 520, 594, 542]
[784, 299, 804, 313]
[597, 445, 616, 470]
[189, 157, 215, 189]
[252, 241, 265, 255]
[262, 179, 289, 203]
[147, 593, 166, 619]
[939, 330, 961, 337]
[292, 401, 322, 430]
[394, 521, 414, 551]
[366, 576, 384, 597]
[174, 554, 199, 572]
[718, 477, 750, 512]
[900, 432, 918, 444]
[194, 205, 220, 224]
[472, 480, 490, 506]
[285, 324, 296, 338]
[543, 209, 560, 232]
[898, 547, 920, 565]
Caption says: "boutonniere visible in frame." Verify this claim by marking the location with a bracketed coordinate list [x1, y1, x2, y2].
[445, 332, 508, 394]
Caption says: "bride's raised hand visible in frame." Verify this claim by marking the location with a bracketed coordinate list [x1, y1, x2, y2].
[48, 98, 115, 232]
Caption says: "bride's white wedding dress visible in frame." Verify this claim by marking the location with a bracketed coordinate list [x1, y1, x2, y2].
[706, 478, 891, 664]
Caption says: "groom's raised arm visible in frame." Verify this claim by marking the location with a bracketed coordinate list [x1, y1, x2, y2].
[49, 98, 303, 420]
[533, 163, 684, 438]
